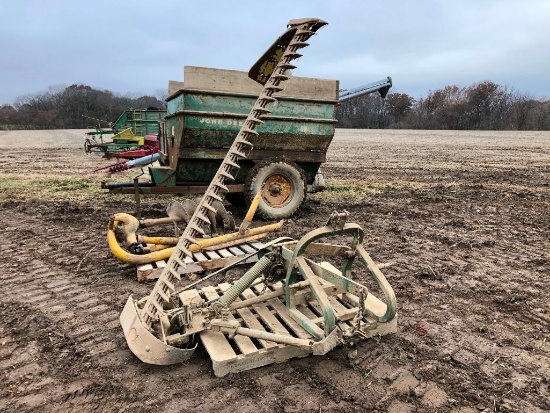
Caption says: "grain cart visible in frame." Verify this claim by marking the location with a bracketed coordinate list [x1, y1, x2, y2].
[120, 17, 397, 377]
[105, 68, 338, 219]
[103, 35, 391, 220]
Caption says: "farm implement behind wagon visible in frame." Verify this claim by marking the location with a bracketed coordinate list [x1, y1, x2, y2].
[83, 109, 165, 159]
[119, 18, 398, 376]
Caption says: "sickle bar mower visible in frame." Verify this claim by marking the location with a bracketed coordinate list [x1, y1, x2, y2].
[119, 18, 397, 376]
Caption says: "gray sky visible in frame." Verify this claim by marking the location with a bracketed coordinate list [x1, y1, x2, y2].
[1, 0, 549, 105]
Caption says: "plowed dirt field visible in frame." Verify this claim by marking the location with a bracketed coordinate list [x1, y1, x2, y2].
[0, 129, 548, 413]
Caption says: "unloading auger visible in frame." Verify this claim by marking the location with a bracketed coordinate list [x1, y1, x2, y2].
[120, 18, 398, 374]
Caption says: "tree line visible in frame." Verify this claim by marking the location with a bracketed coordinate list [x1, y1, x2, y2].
[0, 84, 166, 130]
[1, 81, 549, 130]
[336, 81, 550, 130]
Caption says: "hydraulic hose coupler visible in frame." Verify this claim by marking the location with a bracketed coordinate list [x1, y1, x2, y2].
[128, 242, 145, 255]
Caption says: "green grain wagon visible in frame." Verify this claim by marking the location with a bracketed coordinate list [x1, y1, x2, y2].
[107, 66, 338, 218]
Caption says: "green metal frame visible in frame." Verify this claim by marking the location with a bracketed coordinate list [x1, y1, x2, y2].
[282, 222, 397, 340]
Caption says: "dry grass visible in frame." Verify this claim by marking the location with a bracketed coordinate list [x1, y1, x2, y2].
[0, 174, 106, 203]
[1, 128, 549, 205]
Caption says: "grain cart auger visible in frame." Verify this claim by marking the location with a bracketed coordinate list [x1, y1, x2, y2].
[120, 18, 397, 374]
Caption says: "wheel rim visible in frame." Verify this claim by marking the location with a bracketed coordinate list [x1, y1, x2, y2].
[263, 173, 293, 207]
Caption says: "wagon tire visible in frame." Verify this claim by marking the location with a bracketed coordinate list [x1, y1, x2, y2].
[245, 160, 306, 219]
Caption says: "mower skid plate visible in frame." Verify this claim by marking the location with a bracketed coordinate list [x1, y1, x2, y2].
[120, 296, 196, 365]
[311, 326, 341, 355]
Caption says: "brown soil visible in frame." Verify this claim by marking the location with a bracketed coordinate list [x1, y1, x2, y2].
[0, 129, 548, 412]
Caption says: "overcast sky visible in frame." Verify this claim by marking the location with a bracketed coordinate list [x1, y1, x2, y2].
[1, 0, 549, 105]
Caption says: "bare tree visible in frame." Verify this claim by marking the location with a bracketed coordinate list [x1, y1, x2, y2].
[3, 82, 549, 131]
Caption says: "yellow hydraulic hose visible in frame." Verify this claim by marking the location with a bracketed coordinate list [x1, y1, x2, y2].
[138, 236, 179, 245]
[239, 189, 263, 233]
[142, 244, 173, 252]
[113, 213, 140, 244]
[107, 218, 283, 265]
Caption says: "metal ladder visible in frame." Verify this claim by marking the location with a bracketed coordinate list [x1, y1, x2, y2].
[132, 110, 144, 136]
[139, 18, 327, 330]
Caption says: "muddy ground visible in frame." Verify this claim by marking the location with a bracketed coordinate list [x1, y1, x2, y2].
[0, 129, 548, 412]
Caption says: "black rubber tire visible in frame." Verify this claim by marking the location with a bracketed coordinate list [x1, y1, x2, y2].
[245, 160, 306, 219]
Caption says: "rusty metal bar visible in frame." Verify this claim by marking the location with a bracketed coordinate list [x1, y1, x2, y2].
[210, 320, 314, 348]
[133, 177, 141, 219]
[106, 184, 245, 195]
